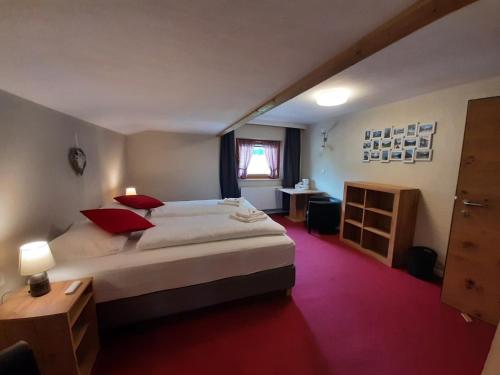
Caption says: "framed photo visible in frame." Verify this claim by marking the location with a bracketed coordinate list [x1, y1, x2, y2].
[362, 151, 370, 162]
[415, 149, 433, 161]
[364, 129, 372, 141]
[370, 150, 381, 161]
[372, 139, 381, 150]
[418, 122, 436, 135]
[392, 127, 405, 137]
[381, 149, 390, 163]
[418, 134, 432, 149]
[403, 148, 415, 163]
[363, 140, 372, 149]
[392, 136, 403, 150]
[381, 139, 392, 149]
[406, 124, 417, 137]
[372, 129, 383, 139]
[383, 127, 392, 139]
[390, 150, 403, 161]
[403, 137, 417, 148]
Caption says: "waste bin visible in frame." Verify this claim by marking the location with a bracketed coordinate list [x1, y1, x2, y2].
[407, 246, 437, 281]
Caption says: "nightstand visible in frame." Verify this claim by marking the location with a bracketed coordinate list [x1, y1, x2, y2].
[0, 278, 99, 375]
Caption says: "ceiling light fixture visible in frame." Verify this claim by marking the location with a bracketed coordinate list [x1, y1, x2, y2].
[314, 88, 351, 107]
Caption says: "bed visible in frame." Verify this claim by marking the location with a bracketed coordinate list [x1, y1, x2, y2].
[48, 199, 296, 329]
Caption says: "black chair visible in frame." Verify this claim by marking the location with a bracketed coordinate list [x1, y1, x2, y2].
[0, 341, 40, 375]
[307, 197, 341, 234]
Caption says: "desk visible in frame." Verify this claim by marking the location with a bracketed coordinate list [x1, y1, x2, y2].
[280, 188, 324, 222]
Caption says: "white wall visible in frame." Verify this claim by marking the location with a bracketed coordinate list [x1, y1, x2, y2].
[126, 131, 220, 201]
[0, 89, 127, 293]
[303, 75, 500, 270]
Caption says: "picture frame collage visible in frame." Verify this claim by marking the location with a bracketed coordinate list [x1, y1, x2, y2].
[362, 122, 436, 163]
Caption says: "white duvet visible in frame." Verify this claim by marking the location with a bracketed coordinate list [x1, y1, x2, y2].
[150, 199, 254, 218]
[137, 214, 286, 250]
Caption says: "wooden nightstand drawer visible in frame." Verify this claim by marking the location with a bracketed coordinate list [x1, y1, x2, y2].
[0, 278, 99, 375]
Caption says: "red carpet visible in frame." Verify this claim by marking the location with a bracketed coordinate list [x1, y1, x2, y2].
[93, 215, 495, 375]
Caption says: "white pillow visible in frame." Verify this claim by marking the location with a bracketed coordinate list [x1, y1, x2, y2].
[101, 201, 148, 217]
[50, 221, 128, 262]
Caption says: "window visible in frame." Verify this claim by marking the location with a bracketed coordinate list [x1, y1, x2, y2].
[236, 138, 280, 179]
[246, 145, 271, 176]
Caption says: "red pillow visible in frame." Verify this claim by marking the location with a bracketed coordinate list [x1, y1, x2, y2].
[114, 194, 164, 209]
[81, 209, 154, 234]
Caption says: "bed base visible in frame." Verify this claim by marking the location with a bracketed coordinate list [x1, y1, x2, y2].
[96, 265, 295, 330]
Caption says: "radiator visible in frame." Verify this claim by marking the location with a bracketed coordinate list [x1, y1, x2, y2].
[241, 186, 283, 210]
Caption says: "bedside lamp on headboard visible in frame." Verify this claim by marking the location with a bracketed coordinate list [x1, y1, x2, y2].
[19, 241, 55, 297]
[125, 186, 137, 195]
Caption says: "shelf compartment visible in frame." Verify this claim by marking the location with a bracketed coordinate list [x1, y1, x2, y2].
[345, 204, 364, 223]
[71, 300, 93, 350]
[343, 222, 362, 244]
[363, 210, 392, 235]
[362, 230, 389, 258]
[346, 202, 364, 209]
[365, 207, 393, 217]
[69, 284, 93, 326]
[363, 226, 391, 239]
[365, 190, 394, 212]
[345, 219, 362, 228]
[345, 186, 365, 206]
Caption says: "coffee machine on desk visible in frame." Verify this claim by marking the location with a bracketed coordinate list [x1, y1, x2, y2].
[295, 179, 310, 190]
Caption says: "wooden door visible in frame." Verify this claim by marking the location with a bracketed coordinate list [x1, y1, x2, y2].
[442, 97, 500, 325]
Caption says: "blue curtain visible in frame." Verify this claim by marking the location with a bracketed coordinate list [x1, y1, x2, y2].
[219, 131, 241, 198]
[282, 128, 301, 210]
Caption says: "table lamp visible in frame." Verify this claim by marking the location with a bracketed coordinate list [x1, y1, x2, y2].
[125, 186, 137, 195]
[19, 241, 56, 297]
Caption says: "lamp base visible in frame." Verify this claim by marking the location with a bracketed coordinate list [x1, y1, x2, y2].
[28, 272, 51, 297]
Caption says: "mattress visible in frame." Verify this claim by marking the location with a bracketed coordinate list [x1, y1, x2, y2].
[49, 233, 295, 303]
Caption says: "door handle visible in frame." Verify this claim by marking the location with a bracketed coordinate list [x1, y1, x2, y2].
[463, 200, 487, 207]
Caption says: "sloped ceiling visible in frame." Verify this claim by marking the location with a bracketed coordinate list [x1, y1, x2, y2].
[256, 0, 500, 126]
[0, 0, 414, 134]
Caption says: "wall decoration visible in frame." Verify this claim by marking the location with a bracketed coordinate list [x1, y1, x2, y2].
[403, 148, 415, 163]
[370, 150, 381, 161]
[361, 122, 436, 164]
[403, 137, 417, 148]
[392, 137, 403, 150]
[364, 130, 372, 140]
[381, 150, 390, 163]
[390, 150, 403, 161]
[383, 127, 392, 139]
[417, 122, 436, 135]
[69, 147, 87, 176]
[392, 127, 405, 137]
[418, 134, 432, 149]
[415, 149, 433, 161]
[406, 124, 417, 137]
[381, 139, 392, 149]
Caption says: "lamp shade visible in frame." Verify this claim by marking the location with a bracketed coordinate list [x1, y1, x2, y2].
[125, 187, 137, 196]
[19, 241, 55, 276]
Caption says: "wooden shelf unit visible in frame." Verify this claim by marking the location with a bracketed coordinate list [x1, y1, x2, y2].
[340, 181, 419, 267]
[0, 278, 99, 375]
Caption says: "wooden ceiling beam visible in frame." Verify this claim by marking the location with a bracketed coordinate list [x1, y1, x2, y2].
[218, 0, 478, 136]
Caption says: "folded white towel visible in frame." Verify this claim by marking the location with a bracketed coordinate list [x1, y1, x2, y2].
[235, 209, 265, 219]
[230, 213, 267, 223]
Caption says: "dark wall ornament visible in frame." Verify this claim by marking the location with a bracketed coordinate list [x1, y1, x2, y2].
[69, 147, 87, 176]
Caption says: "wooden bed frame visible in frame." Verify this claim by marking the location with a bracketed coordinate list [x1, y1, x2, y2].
[96, 265, 295, 330]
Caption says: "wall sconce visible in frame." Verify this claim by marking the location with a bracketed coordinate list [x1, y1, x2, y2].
[125, 187, 137, 195]
[321, 130, 328, 149]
